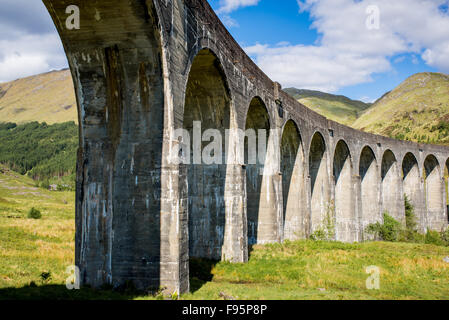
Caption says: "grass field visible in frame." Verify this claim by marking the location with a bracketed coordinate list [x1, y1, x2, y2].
[1, 167, 449, 300]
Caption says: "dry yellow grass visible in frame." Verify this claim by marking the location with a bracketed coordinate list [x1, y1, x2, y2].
[0, 69, 77, 124]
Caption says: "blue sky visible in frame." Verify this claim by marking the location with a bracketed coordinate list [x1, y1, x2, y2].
[208, 0, 449, 102]
[0, 0, 448, 103]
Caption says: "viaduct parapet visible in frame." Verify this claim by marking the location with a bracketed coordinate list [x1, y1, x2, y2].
[43, 0, 449, 293]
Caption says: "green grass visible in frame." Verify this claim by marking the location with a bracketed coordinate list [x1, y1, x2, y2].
[284, 88, 371, 126]
[1, 167, 449, 300]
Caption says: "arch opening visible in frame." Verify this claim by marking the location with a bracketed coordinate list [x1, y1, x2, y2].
[359, 146, 380, 240]
[245, 97, 270, 245]
[333, 140, 355, 242]
[446, 159, 449, 224]
[402, 153, 423, 230]
[309, 132, 331, 237]
[183, 49, 230, 260]
[381, 150, 405, 223]
[424, 155, 445, 231]
[280, 120, 307, 240]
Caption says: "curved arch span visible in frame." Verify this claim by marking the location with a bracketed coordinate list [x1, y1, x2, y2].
[281, 120, 307, 240]
[183, 48, 231, 260]
[359, 146, 380, 240]
[381, 150, 405, 223]
[424, 155, 445, 231]
[402, 152, 424, 231]
[309, 132, 331, 237]
[333, 140, 356, 242]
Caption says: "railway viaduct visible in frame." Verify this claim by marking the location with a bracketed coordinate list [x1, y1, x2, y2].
[44, 0, 449, 294]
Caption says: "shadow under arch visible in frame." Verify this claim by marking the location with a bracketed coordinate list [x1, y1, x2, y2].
[424, 155, 445, 231]
[381, 150, 404, 222]
[309, 131, 330, 236]
[359, 146, 380, 240]
[402, 152, 424, 230]
[280, 119, 307, 240]
[183, 48, 231, 261]
[333, 140, 355, 242]
[446, 158, 449, 224]
[245, 97, 270, 246]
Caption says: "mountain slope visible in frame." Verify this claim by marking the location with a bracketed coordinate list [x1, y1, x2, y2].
[0, 69, 77, 124]
[284, 88, 371, 125]
[353, 72, 449, 144]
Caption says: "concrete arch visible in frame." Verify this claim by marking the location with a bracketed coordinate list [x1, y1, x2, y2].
[381, 150, 405, 223]
[43, 0, 449, 294]
[333, 140, 356, 242]
[309, 131, 331, 237]
[245, 97, 278, 245]
[424, 155, 445, 231]
[359, 146, 380, 240]
[183, 48, 231, 260]
[183, 46, 233, 102]
[243, 96, 274, 130]
[402, 152, 425, 231]
[446, 159, 449, 224]
[281, 120, 307, 240]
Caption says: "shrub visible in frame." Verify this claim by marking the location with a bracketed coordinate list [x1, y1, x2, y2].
[425, 230, 446, 246]
[401, 195, 423, 242]
[366, 212, 402, 242]
[310, 202, 335, 241]
[28, 207, 42, 219]
[440, 228, 449, 246]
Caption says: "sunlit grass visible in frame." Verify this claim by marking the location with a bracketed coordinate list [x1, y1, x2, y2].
[1, 167, 449, 300]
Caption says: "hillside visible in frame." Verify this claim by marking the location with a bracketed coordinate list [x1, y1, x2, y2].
[284, 88, 371, 126]
[353, 72, 449, 144]
[0, 69, 77, 124]
[0, 122, 78, 189]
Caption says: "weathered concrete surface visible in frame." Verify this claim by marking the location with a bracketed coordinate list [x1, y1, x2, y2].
[44, 0, 449, 294]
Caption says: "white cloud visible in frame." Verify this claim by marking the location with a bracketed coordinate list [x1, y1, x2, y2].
[217, 0, 260, 14]
[0, 2, 67, 83]
[0, 33, 66, 83]
[244, 0, 449, 92]
[216, 0, 261, 28]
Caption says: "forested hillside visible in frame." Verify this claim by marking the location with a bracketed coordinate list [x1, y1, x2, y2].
[0, 122, 78, 190]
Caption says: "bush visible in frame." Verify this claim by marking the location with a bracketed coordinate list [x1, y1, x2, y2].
[440, 229, 449, 246]
[401, 195, 423, 242]
[28, 207, 42, 219]
[366, 212, 402, 242]
[425, 230, 446, 246]
[310, 202, 335, 241]
[365, 198, 449, 247]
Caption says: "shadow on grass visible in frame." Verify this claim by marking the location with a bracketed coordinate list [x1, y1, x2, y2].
[0, 284, 146, 301]
[248, 245, 256, 259]
[189, 258, 218, 293]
